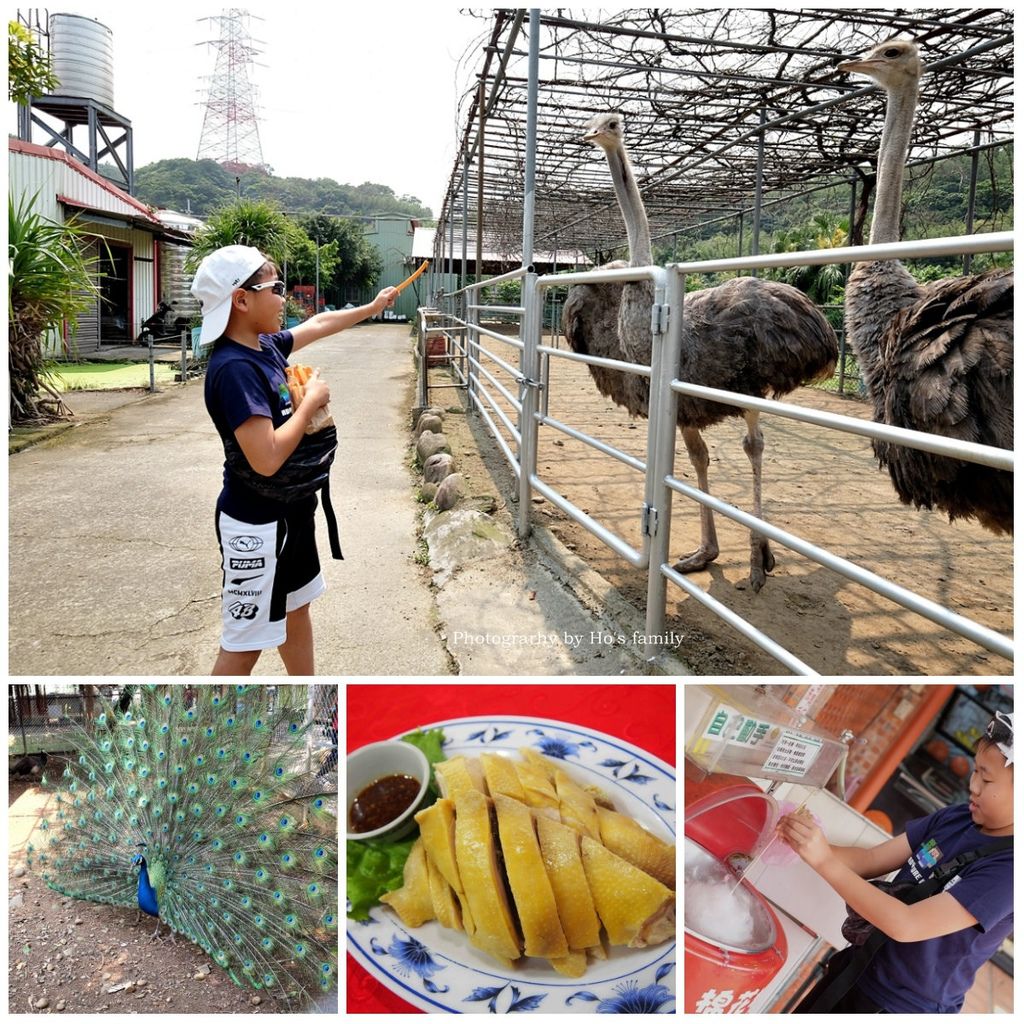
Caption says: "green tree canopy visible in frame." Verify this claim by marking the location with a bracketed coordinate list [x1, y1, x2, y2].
[186, 199, 294, 271]
[134, 158, 433, 221]
[296, 214, 383, 299]
[8, 21, 59, 105]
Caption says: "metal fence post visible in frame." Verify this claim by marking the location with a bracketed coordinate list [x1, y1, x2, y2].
[180, 330, 188, 383]
[518, 272, 541, 539]
[750, 103, 766, 278]
[963, 129, 981, 275]
[148, 335, 156, 393]
[461, 154, 469, 291]
[521, 9, 539, 269]
[641, 268, 669, 572]
[466, 283, 479, 409]
[645, 266, 684, 651]
[417, 310, 428, 410]
[839, 174, 858, 397]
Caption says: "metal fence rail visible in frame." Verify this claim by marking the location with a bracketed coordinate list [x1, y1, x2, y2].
[424, 231, 1013, 674]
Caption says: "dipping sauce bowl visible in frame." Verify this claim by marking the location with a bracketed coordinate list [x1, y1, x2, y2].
[346, 740, 431, 842]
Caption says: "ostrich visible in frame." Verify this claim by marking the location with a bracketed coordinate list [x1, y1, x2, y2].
[563, 113, 838, 591]
[838, 39, 1013, 534]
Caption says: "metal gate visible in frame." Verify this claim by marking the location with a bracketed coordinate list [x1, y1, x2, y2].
[419, 230, 1013, 676]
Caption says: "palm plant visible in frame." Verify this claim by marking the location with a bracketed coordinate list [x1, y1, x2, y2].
[9, 194, 101, 424]
[185, 199, 293, 271]
[768, 214, 849, 306]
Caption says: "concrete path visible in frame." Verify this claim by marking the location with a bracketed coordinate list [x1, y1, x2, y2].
[9, 324, 450, 676]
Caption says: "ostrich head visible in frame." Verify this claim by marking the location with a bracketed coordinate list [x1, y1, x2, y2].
[582, 112, 625, 152]
[838, 38, 922, 90]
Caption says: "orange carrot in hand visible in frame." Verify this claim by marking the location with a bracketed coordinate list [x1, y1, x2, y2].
[395, 260, 429, 294]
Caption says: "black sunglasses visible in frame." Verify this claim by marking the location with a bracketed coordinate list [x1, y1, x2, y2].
[244, 280, 286, 296]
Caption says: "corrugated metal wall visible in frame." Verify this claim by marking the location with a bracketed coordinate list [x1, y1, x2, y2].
[363, 216, 419, 320]
[10, 150, 158, 354]
[70, 240, 101, 356]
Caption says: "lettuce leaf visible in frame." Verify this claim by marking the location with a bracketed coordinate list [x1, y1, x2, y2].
[400, 727, 447, 799]
[346, 727, 447, 921]
[346, 836, 415, 921]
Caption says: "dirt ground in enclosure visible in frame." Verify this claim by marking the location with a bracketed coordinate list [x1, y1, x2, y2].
[9, 779, 336, 1014]
[440, 338, 1012, 677]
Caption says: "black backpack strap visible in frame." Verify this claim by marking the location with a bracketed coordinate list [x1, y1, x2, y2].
[796, 929, 890, 1012]
[926, 835, 1013, 890]
[319, 479, 343, 560]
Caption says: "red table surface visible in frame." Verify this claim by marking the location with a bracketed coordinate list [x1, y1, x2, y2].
[345, 683, 676, 1014]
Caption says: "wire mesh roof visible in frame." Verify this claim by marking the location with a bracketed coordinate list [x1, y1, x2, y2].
[439, 8, 1013, 262]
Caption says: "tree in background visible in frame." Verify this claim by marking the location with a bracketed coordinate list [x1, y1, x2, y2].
[134, 159, 432, 221]
[8, 20, 58, 105]
[297, 214, 383, 304]
[9, 195, 101, 423]
[767, 213, 848, 308]
[284, 221, 340, 305]
[182, 201, 382, 313]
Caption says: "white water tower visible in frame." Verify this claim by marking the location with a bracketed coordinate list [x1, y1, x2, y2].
[15, 11, 135, 193]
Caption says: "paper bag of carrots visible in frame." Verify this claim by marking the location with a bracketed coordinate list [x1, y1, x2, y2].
[286, 364, 334, 433]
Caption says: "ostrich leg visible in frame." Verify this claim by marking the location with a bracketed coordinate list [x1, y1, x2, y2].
[743, 410, 775, 592]
[673, 426, 720, 573]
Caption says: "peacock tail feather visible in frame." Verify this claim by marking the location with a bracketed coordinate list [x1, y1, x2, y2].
[25, 684, 338, 1008]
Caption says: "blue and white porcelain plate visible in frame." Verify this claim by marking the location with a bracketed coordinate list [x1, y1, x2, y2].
[347, 715, 676, 1014]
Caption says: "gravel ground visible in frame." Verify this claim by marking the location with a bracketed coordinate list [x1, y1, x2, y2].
[9, 779, 337, 1014]
[452, 345, 1012, 676]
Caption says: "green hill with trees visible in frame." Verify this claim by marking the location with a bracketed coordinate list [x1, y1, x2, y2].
[134, 158, 433, 221]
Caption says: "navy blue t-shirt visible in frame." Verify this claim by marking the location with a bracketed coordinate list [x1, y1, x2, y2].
[858, 803, 1013, 1013]
[204, 330, 313, 523]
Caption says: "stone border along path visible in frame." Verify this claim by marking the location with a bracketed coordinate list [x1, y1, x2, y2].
[10, 324, 655, 676]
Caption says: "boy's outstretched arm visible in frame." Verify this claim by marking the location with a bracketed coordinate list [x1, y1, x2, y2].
[289, 287, 399, 351]
[831, 832, 912, 879]
[777, 813, 979, 943]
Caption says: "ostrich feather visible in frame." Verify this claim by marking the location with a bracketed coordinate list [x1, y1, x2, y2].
[562, 112, 838, 590]
[840, 39, 1013, 535]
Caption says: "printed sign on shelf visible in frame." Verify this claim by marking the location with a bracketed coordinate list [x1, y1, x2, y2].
[762, 729, 823, 778]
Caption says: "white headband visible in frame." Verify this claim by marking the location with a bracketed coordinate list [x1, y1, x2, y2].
[986, 711, 1013, 767]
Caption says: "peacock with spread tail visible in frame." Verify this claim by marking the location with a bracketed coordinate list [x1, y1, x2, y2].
[26, 684, 338, 1008]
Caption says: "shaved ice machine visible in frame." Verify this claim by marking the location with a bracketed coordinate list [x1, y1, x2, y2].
[684, 686, 851, 1014]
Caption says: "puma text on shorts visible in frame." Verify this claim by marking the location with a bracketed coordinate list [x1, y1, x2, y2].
[215, 508, 325, 651]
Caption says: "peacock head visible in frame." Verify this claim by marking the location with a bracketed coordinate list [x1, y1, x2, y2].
[583, 112, 626, 152]
[838, 38, 922, 91]
[131, 843, 148, 871]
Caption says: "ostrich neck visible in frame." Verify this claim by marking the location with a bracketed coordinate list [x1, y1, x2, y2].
[606, 145, 652, 266]
[869, 83, 918, 244]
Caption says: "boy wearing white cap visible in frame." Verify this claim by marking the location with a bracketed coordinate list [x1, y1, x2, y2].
[779, 710, 1013, 1013]
[192, 245, 397, 674]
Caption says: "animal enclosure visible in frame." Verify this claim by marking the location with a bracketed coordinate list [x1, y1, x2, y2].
[420, 10, 1013, 675]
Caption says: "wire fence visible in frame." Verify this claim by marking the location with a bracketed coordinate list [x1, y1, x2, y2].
[8, 684, 338, 782]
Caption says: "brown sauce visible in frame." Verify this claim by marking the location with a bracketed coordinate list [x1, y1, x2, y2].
[349, 773, 421, 833]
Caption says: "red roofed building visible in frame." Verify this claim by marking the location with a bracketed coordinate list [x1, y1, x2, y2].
[9, 138, 191, 355]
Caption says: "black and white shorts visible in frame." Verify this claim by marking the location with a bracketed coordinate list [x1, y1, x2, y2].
[215, 503, 326, 652]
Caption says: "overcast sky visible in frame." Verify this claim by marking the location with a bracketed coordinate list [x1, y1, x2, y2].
[16, 5, 494, 216]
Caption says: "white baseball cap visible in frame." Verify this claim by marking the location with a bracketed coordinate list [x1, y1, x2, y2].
[190, 245, 269, 345]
